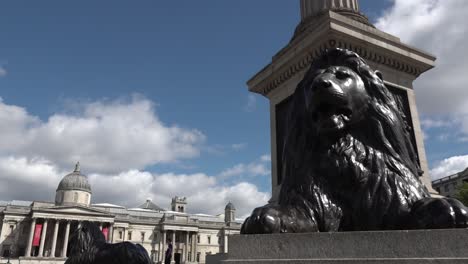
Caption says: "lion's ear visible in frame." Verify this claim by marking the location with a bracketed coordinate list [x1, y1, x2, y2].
[375, 71, 384, 81]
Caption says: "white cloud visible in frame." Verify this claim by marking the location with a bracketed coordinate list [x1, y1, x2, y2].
[0, 156, 64, 202]
[430, 155, 468, 180]
[0, 157, 269, 218]
[260, 154, 271, 162]
[0, 97, 205, 173]
[231, 143, 247, 151]
[0, 66, 6, 77]
[219, 155, 270, 179]
[377, 1, 468, 180]
[376, 0, 468, 117]
[91, 170, 270, 218]
[420, 118, 454, 129]
[244, 94, 257, 112]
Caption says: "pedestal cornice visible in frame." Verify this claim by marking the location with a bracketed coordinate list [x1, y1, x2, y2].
[247, 11, 436, 97]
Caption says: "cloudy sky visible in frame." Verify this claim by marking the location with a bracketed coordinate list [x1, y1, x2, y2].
[0, 0, 467, 218]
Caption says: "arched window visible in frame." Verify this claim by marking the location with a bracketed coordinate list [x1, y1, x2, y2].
[74, 192, 78, 202]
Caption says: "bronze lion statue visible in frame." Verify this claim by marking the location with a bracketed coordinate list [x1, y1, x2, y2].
[65, 221, 152, 264]
[242, 48, 468, 234]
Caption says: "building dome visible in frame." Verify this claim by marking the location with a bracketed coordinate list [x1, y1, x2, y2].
[225, 202, 236, 211]
[55, 162, 92, 206]
[56, 162, 92, 193]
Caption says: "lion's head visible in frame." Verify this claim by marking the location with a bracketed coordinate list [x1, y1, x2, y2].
[279, 48, 429, 230]
[283, 48, 422, 177]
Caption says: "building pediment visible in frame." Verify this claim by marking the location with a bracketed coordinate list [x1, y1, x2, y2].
[32, 205, 114, 222]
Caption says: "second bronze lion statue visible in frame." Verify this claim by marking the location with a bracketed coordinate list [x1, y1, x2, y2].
[65, 221, 152, 264]
[242, 48, 468, 234]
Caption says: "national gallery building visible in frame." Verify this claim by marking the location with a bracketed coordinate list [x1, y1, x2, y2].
[0, 164, 241, 264]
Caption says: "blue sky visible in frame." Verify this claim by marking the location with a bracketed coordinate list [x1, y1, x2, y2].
[1, 0, 467, 217]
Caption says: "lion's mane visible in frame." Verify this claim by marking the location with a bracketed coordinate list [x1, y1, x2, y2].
[278, 48, 430, 231]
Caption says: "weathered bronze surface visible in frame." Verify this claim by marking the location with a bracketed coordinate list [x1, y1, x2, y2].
[66, 221, 152, 264]
[242, 48, 468, 234]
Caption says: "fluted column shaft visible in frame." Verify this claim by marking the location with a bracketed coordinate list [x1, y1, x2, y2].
[25, 218, 36, 257]
[108, 224, 114, 243]
[38, 219, 48, 257]
[61, 221, 70, 257]
[161, 231, 166, 262]
[184, 232, 189, 261]
[171, 231, 175, 262]
[50, 220, 60, 257]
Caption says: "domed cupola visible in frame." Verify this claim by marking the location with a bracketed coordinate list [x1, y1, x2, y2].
[55, 162, 92, 207]
[224, 201, 236, 223]
[225, 202, 235, 211]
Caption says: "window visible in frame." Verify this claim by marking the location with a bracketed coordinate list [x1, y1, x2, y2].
[207, 235, 211, 244]
[73, 192, 78, 202]
[188, 252, 191, 261]
[196, 252, 200, 262]
[141, 232, 145, 241]
[218, 236, 221, 244]
[197, 235, 200, 243]
[128, 232, 132, 241]
[118, 231, 123, 239]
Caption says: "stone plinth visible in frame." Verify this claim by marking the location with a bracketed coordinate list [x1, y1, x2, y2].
[213, 229, 468, 263]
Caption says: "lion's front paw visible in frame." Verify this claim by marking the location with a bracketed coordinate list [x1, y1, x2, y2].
[241, 205, 282, 234]
[409, 197, 468, 229]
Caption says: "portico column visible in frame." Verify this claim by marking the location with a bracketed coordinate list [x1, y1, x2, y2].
[25, 218, 36, 257]
[171, 231, 175, 262]
[224, 234, 228, 253]
[191, 233, 196, 262]
[50, 220, 60, 257]
[108, 224, 114, 243]
[184, 231, 189, 261]
[61, 221, 70, 257]
[38, 219, 48, 257]
[161, 231, 166, 262]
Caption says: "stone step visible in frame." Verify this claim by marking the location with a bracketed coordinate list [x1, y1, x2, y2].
[209, 229, 468, 264]
[223, 258, 468, 264]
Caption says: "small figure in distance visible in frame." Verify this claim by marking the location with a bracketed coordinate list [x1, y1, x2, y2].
[65, 221, 152, 264]
[164, 239, 173, 264]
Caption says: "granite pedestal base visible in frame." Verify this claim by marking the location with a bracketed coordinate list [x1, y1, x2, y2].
[209, 229, 468, 264]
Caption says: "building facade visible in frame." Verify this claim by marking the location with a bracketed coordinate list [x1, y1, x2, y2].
[432, 168, 468, 197]
[0, 164, 241, 264]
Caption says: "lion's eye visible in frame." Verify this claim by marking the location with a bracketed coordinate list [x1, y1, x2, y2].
[335, 71, 351, 80]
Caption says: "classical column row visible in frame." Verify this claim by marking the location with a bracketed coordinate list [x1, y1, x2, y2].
[158, 230, 197, 263]
[25, 218, 114, 258]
